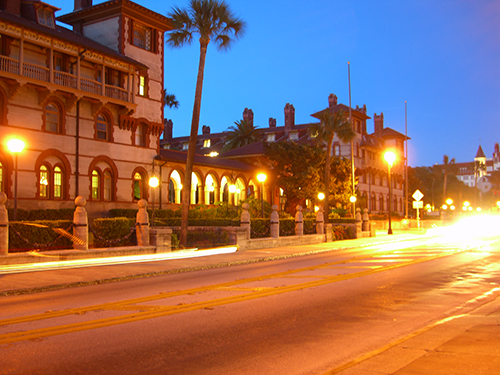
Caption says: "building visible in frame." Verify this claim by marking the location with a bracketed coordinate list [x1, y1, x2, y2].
[0, 0, 171, 217]
[162, 94, 409, 216]
[453, 143, 499, 191]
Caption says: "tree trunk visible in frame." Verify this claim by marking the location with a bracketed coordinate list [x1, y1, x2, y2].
[323, 137, 333, 224]
[180, 42, 208, 247]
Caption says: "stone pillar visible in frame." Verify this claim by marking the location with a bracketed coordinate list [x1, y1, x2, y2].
[316, 206, 324, 234]
[0, 192, 8, 256]
[240, 202, 250, 240]
[295, 205, 303, 236]
[270, 205, 279, 238]
[362, 208, 370, 232]
[73, 196, 88, 250]
[150, 228, 172, 252]
[136, 199, 150, 246]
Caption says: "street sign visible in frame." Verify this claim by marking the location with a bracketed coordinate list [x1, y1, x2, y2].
[413, 201, 423, 209]
[412, 189, 424, 202]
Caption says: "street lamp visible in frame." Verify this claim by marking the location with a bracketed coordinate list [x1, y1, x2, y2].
[229, 184, 236, 206]
[257, 173, 267, 218]
[384, 150, 396, 235]
[149, 175, 159, 226]
[7, 138, 25, 221]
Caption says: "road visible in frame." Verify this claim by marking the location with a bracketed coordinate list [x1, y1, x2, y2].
[1, 231, 500, 374]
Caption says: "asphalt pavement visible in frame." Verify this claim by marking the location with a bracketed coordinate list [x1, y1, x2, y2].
[1, 231, 499, 375]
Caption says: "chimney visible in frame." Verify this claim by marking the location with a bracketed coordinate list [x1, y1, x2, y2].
[1, 0, 21, 15]
[74, 0, 93, 11]
[269, 118, 276, 128]
[163, 119, 173, 141]
[374, 113, 384, 138]
[243, 108, 254, 126]
[202, 125, 211, 135]
[328, 94, 338, 108]
[284, 103, 295, 134]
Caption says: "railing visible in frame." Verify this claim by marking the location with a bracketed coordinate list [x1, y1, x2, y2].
[105, 85, 128, 102]
[0, 57, 132, 103]
[22, 62, 49, 82]
[81, 78, 102, 95]
[0, 55, 20, 75]
[54, 70, 77, 89]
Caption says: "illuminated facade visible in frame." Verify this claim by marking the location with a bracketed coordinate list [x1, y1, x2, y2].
[0, 0, 170, 216]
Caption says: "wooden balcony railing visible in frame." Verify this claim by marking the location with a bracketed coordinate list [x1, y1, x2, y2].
[0, 57, 131, 103]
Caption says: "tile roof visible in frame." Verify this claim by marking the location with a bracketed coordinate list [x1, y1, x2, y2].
[158, 149, 255, 172]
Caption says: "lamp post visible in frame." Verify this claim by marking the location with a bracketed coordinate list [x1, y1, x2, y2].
[257, 173, 267, 218]
[384, 150, 396, 235]
[7, 138, 25, 221]
[149, 175, 159, 226]
[229, 184, 236, 206]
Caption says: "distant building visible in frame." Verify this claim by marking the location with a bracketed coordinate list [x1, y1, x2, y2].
[453, 143, 499, 190]
[162, 94, 409, 215]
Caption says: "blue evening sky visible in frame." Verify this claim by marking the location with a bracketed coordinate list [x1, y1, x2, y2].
[53, 0, 500, 167]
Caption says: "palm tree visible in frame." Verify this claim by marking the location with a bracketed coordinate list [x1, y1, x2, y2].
[166, 0, 245, 246]
[442, 155, 455, 202]
[309, 110, 355, 223]
[163, 88, 179, 109]
[222, 119, 261, 152]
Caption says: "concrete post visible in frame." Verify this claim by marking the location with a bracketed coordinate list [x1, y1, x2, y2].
[362, 208, 370, 232]
[295, 205, 303, 236]
[355, 207, 362, 221]
[316, 206, 324, 234]
[136, 199, 150, 246]
[73, 196, 88, 250]
[0, 192, 8, 256]
[270, 204, 279, 238]
[240, 202, 250, 240]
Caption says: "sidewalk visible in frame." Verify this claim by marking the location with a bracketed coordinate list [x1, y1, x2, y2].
[1, 231, 499, 375]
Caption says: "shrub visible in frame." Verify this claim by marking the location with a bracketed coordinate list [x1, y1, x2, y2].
[171, 229, 230, 249]
[9, 220, 73, 252]
[331, 225, 353, 240]
[251, 218, 270, 238]
[91, 218, 136, 248]
[279, 218, 295, 236]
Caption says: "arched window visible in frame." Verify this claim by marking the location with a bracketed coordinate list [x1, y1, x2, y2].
[92, 170, 100, 200]
[133, 172, 144, 201]
[40, 165, 49, 198]
[45, 103, 61, 133]
[379, 194, 384, 212]
[96, 114, 109, 141]
[104, 170, 112, 201]
[54, 166, 62, 199]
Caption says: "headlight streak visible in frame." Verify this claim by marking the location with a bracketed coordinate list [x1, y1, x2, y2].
[0, 246, 238, 275]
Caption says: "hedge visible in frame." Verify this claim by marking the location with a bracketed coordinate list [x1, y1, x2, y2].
[8, 220, 73, 252]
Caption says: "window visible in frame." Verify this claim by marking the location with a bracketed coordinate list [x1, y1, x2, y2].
[135, 124, 145, 147]
[267, 133, 275, 142]
[133, 172, 144, 201]
[40, 165, 48, 198]
[37, 8, 54, 28]
[203, 139, 211, 148]
[96, 114, 109, 141]
[45, 103, 61, 133]
[289, 131, 298, 141]
[138, 74, 147, 96]
[104, 171, 112, 201]
[54, 166, 62, 199]
[132, 22, 153, 51]
[92, 170, 100, 200]
[0, 161, 3, 192]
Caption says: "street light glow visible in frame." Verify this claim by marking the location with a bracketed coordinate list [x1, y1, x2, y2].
[257, 173, 267, 183]
[317, 192, 325, 201]
[350, 195, 357, 203]
[384, 150, 396, 166]
[7, 138, 25, 153]
[149, 176, 159, 188]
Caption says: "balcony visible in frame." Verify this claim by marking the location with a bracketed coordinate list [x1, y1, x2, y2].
[0, 55, 132, 104]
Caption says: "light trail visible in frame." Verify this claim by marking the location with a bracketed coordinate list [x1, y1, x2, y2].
[0, 246, 238, 275]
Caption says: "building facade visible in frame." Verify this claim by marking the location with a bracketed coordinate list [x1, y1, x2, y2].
[162, 94, 408, 216]
[0, 0, 170, 217]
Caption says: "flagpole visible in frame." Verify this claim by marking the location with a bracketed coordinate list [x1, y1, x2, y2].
[405, 101, 408, 219]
